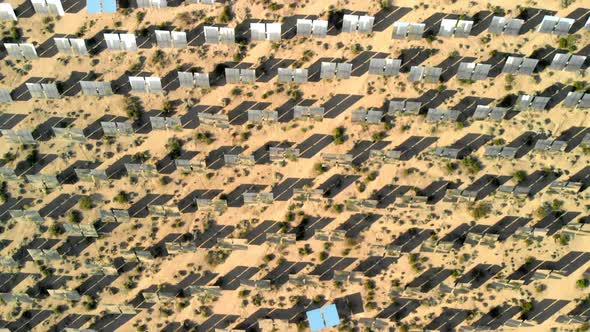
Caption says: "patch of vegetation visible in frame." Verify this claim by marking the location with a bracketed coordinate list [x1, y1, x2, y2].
[461, 156, 481, 174]
[520, 301, 534, 315]
[78, 196, 93, 210]
[469, 202, 491, 219]
[512, 170, 527, 184]
[114, 191, 128, 204]
[151, 49, 169, 67]
[132, 151, 150, 163]
[332, 127, 344, 145]
[206, 250, 230, 266]
[558, 35, 578, 52]
[166, 137, 182, 159]
[161, 100, 173, 115]
[136, 11, 146, 23]
[195, 131, 215, 145]
[218, 5, 232, 23]
[313, 162, 327, 175]
[124, 97, 143, 122]
[67, 210, 83, 224]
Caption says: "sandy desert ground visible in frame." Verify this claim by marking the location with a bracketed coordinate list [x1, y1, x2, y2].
[0, 0, 589, 331]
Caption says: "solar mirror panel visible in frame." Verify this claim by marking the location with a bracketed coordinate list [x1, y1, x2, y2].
[26, 174, 59, 188]
[53, 128, 86, 142]
[103, 33, 120, 49]
[484, 145, 502, 157]
[0, 167, 17, 180]
[538, 16, 559, 33]
[320, 62, 337, 79]
[564, 93, 589, 108]
[296, 19, 312, 36]
[455, 20, 473, 37]
[204, 26, 219, 43]
[150, 116, 180, 129]
[554, 17, 574, 35]
[91, 0, 116, 13]
[457, 62, 475, 80]
[388, 100, 405, 113]
[501, 147, 518, 158]
[155, 30, 172, 48]
[2, 129, 34, 144]
[515, 94, 533, 110]
[367, 110, 383, 123]
[172, 31, 187, 48]
[409, 66, 425, 81]
[312, 20, 328, 37]
[520, 58, 538, 75]
[439, 19, 456, 37]
[505, 18, 524, 35]
[531, 96, 550, 110]
[225, 68, 239, 83]
[565, 55, 586, 71]
[80, 81, 113, 96]
[41, 83, 60, 98]
[146, 77, 162, 93]
[472, 64, 491, 80]
[0, 89, 12, 103]
[250, 23, 266, 41]
[46, 0, 64, 15]
[393, 22, 409, 38]
[336, 62, 352, 79]
[129, 76, 146, 92]
[69, 38, 88, 55]
[488, 16, 506, 34]
[0, 3, 17, 21]
[293, 68, 308, 83]
[102, 0, 117, 14]
[194, 73, 209, 87]
[177, 72, 194, 87]
[120, 34, 137, 50]
[294, 106, 324, 120]
[247, 110, 277, 123]
[278, 68, 293, 82]
[351, 109, 368, 123]
[383, 59, 401, 75]
[266, 23, 281, 41]
[549, 53, 569, 70]
[5, 43, 38, 60]
[424, 67, 442, 83]
[358, 318, 389, 330]
[502, 56, 522, 74]
[358, 15, 375, 33]
[54, 38, 71, 54]
[219, 27, 235, 44]
[269, 147, 299, 161]
[489, 107, 508, 120]
[32, 0, 65, 16]
[9, 210, 43, 223]
[369, 58, 400, 75]
[197, 112, 229, 128]
[20, 44, 38, 59]
[342, 14, 359, 32]
[75, 169, 107, 181]
[407, 23, 425, 38]
[241, 69, 256, 83]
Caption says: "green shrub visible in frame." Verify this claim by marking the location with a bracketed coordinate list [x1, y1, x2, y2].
[218, 5, 232, 23]
[333, 127, 344, 145]
[114, 191, 128, 204]
[512, 170, 527, 184]
[166, 137, 182, 159]
[78, 196, 93, 210]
